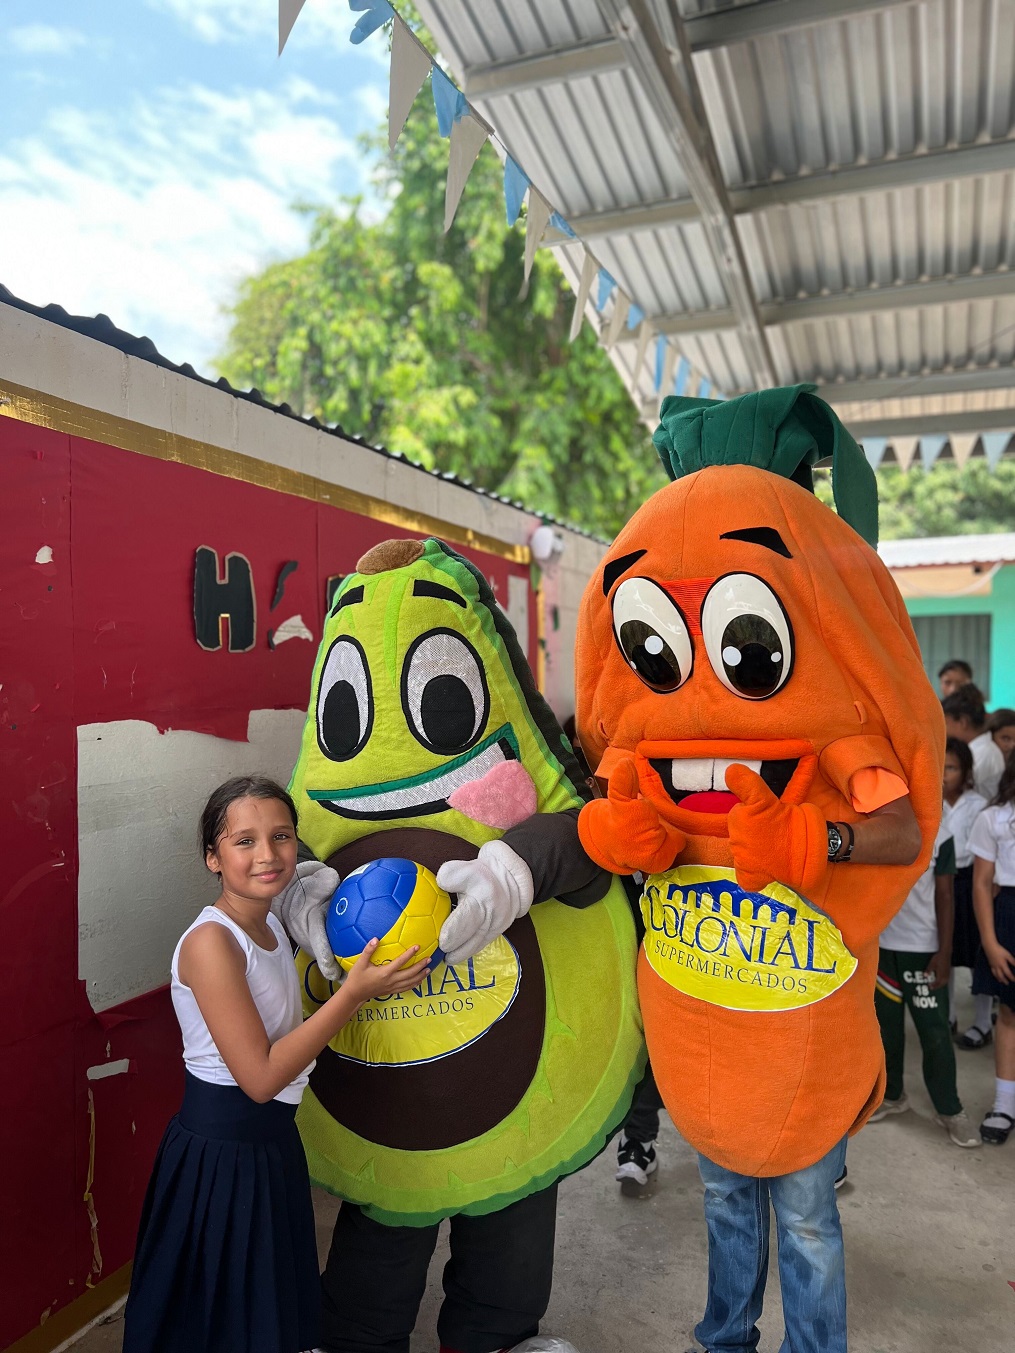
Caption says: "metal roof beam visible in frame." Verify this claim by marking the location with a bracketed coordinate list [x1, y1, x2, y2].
[654, 268, 1015, 335]
[463, 35, 625, 99]
[846, 409, 1015, 439]
[818, 367, 1015, 404]
[597, 0, 776, 386]
[550, 142, 1015, 245]
[464, 1, 916, 97]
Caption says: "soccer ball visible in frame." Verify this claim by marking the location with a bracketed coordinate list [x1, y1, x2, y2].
[325, 858, 452, 973]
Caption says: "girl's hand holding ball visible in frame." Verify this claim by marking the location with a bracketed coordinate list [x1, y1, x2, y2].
[342, 940, 430, 1006]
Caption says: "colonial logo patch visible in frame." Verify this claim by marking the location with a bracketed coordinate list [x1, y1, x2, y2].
[641, 865, 856, 1012]
[299, 937, 521, 1066]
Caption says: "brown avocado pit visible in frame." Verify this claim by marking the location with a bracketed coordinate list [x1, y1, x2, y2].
[309, 828, 546, 1151]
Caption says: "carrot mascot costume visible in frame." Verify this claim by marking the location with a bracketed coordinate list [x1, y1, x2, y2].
[575, 385, 943, 1352]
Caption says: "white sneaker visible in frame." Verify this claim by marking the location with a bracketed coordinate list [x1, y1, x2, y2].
[935, 1109, 982, 1148]
[868, 1093, 909, 1122]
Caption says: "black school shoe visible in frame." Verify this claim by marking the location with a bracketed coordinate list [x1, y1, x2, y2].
[980, 1111, 1014, 1144]
[616, 1136, 658, 1186]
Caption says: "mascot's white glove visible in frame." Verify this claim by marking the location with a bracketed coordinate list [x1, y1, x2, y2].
[272, 860, 342, 982]
[437, 840, 534, 967]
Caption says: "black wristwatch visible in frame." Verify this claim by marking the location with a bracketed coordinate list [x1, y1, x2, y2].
[827, 821, 855, 862]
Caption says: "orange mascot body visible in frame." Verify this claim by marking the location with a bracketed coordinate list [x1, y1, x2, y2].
[575, 386, 944, 1177]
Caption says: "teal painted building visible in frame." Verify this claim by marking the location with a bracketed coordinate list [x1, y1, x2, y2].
[879, 536, 1015, 708]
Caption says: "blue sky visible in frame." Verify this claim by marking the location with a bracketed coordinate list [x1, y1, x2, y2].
[0, 1, 391, 370]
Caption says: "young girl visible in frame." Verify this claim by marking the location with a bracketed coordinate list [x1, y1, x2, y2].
[968, 751, 1015, 1144]
[943, 738, 989, 1047]
[988, 707, 1015, 762]
[122, 775, 429, 1353]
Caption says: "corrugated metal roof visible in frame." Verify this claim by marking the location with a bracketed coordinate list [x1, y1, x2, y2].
[879, 532, 1015, 566]
[418, 0, 1015, 460]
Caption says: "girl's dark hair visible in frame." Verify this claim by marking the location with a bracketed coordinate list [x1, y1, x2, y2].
[988, 707, 1015, 734]
[944, 737, 974, 790]
[200, 775, 298, 859]
[994, 749, 1015, 809]
[941, 684, 987, 730]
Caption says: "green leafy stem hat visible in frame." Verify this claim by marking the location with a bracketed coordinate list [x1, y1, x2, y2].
[651, 383, 878, 547]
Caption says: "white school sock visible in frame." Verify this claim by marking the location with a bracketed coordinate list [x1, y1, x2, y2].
[994, 1078, 1015, 1118]
[973, 993, 994, 1033]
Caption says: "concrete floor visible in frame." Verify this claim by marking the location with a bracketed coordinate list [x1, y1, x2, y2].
[74, 986, 1012, 1353]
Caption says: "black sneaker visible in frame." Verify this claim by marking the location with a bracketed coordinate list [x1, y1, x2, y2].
[616, 1136, 658, 1186]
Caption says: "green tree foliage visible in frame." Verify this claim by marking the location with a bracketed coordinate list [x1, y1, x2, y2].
[216, 78, 664, 537]
[814, 460, 1015, 540]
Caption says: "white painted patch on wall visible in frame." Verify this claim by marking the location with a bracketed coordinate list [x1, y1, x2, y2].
[77, 708, 306, 1012]
[271, 613, 313, 645]
[87, 1059, 131, 1081]
[35, 544, 53, 563]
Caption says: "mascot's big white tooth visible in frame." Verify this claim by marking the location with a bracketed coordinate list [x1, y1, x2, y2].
[672, 758, 712, 791]
[712, 758, 762, 787]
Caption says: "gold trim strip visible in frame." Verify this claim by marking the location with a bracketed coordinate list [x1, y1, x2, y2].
[0, 379, 530, 565]
[7, 1262, 131, 1353]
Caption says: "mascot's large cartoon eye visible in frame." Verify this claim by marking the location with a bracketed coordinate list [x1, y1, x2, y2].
[402, 629, 489, 754]
[701, 573, 793, 700]
[611, 577, 693, 692]
[317, 637, 373, 761]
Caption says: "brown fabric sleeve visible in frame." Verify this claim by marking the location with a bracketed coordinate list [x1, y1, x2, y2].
[502, 808, 612, 909]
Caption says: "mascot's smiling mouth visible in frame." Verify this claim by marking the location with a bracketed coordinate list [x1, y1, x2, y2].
[309, 725, 520, 820]
[650, 755, 800, 813]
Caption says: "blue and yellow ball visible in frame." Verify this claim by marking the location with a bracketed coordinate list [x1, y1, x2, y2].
[325, 858, 452, 972]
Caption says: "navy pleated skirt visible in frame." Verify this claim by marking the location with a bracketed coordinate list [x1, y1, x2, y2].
[951, 864, 981, 969]
[122, 1073, 321, 1353]
[973, 886, 1015, 1012]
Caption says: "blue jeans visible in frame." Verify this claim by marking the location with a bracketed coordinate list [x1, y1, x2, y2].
[695, 1138, 847, 1353]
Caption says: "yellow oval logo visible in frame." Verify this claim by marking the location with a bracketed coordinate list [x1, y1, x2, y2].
[641, 865, 857, 1012]
[297, 937, 521, 1066]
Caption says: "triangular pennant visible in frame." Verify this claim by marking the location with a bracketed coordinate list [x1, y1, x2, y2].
[444, 112, 489, 232]
[674, 355, 690, 397]
[698, 377, 712, 399]
[982, 431, 1011, 470]
[919, 434, 948, 470]
[654, 335, 668, 392]
[949, 433, 977, 470]
[892, 436, 919, 472]
[661, 343, 677, 396]
[504, 158, 529, 227]
[604, 291, 631, 350]
[389, 18, 432, 151]
[570, 252, 599, 342]
[523, 191, 552, 281]
[549, 212, 576, 238]
[596, 269, 616, 312]
[349, 0, 395, 44]
[633, 320, 652, 385]
[862, 436, 888, 471]
[431, 65, 468, 137]
[627, 303, 645, 330]
[278, 0, 307, 54]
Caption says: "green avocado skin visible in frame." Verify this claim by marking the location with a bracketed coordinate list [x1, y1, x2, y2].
[290, 538, 644, 1225]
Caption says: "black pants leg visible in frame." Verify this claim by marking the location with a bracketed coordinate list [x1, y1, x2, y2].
[319, 1202, 439, 1353]
[623, 1062, 663, 1143]
[437, 1185, 559, 1353]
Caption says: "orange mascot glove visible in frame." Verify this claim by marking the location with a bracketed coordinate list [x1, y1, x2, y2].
[726, 764, 828, 896]
[578, 759, 686, 876]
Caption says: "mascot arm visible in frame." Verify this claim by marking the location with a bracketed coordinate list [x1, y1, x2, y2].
[272, 849, 342, 982]
[501, 807, 611, 908]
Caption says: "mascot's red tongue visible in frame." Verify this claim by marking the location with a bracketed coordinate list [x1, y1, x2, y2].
[680, 789, 738, 814]
[447, 760, 537, 829]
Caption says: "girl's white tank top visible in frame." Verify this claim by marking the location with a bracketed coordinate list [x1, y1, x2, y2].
[171, 906, 313, 1105]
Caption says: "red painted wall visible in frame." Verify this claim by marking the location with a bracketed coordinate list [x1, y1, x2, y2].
[0, 419, 535, 1347]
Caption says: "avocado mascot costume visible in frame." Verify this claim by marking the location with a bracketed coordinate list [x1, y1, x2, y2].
[573, 387, 943, 1353]
[276, 537, 643, 1353]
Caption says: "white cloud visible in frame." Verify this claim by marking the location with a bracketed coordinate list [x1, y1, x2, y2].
[144, 0, 371, 49]
[10, 24, 87, 55]
[0, 78, 363, 368]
